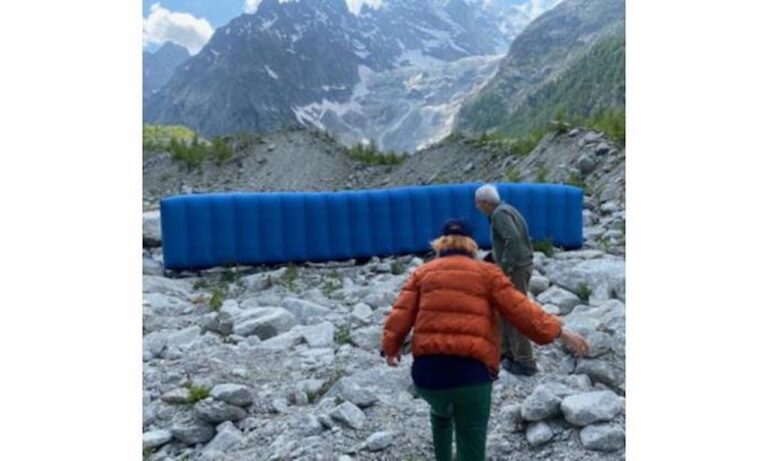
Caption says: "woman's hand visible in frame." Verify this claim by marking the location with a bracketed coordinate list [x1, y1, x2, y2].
[559, 328, 590, 357]
[386, 354, 401, 367]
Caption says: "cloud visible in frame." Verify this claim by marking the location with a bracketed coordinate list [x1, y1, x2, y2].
[143, 3, 214, 55]
[346, 0, 383, 15]
[243, 0, 383, 16]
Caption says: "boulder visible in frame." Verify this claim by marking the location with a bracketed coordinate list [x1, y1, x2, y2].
[143, 430, 172, 449]
[330, 401, 366, 429]
[195, 399, 248, 423]
[143, 210, 162, 247]
[171, 417, 216, 445]
[281, 298, 331, 324]
[580, 423, 625, 451]
[521, 385, 562, 421]
[232, 307, 296, 339]
[561, 391, 623, 426]
[365, 431, 394, 451]
[536, 286, 580, 315]
[526, 421, 554, 447]
[211, 384, 253, 407]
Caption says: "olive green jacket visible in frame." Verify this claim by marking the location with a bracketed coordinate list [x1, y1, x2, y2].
[491, 202, 533, 274]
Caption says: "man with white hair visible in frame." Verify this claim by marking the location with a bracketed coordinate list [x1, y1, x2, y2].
[475, 184, 537, 376]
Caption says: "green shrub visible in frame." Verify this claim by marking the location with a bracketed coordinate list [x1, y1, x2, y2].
[281, 263, 299, 291]
[208, 286, 226, 311]
[334, 325, 352, 345]
[390, 260, 407, 275]
[534, 164, 549, 183]
[577, 283, 592, 303]
[505, 166, 521, 182]
[186, 383, 211, 404]
[345, 142, 406, 165]
[533, 239, 555, 257]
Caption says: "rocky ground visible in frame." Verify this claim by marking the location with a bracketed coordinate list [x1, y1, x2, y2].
[142, 127, 626, 460]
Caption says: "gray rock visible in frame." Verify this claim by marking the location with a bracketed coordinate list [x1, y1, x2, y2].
[143, 257, 164, 276]
[297, 379, 325, 397]
[567, 128, 580, 137]
[351, 303, 373, 323]
[299, 321, 335, 348]
[256, 330, 302, 351]
[498, 403, 524, 432]
[545, 257, 625, 303]
[143, 331, 167, 361]
[301, 415, 325, 436]
[232, 307, 296, 339]
[363, 290, 396, 309]
[529, 275, 550, 296]
[143, 210, 162, 247]
[171, 417, 216, 445]
[143, 429, 172, 449]
[144, 293, 193, 316]
[541, 303, 561, 315]
[195, 399, 248, 423]
[330, 401, 366, 429]
[561, 391, 623, 426]
[165, 326, 201, 350]
[143, 275, 193, 297]
[143, 403, 157, 427]
[288, 390, 309, 406]
[270, 398, 289, 414]
[282, 298, 331, 324]
[580, 424, 625, 451]
[341, 382, 378, 408]
[594, 142, 611, 156]
[583, 132, 602, 144]
[204, 421, 244, 453]
[577, 155, 596, 175]
[526, 421, 554, 447]
[600, 201, 620, 214]
[539, 375, 593, 399]
[318, 414, 335, 429]
[161, 387, 190, 405]
[366, 431, 394, 451]
[350, 326, 382, 351]
[536, 286, 580, 315]
[522, 385, 562, 421]
[211, 384, 253, 407]
[582, 209, 598, 226]
[575, 359, 620, 388]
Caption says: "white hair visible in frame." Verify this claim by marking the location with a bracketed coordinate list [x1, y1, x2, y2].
[475, 184, 500, 204]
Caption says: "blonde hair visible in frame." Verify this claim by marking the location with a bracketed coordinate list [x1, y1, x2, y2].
[430, 235, 479, 257]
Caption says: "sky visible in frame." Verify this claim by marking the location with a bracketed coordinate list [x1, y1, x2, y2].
[142, 0, 531, 55]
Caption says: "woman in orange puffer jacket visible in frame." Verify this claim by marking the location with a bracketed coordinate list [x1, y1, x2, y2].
[381, 219, 589, 461]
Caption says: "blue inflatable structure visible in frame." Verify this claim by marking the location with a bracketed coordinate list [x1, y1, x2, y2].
[160, 183, 583, 270]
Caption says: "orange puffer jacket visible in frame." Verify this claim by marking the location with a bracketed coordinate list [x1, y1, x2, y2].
[381, 254, 562, 374]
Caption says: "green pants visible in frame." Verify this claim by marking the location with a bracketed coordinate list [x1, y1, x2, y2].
[416, 383, 492, 461]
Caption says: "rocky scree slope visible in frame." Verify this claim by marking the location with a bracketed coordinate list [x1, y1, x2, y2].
[142, 244, 626, 459]
[144, 125, 625, 256]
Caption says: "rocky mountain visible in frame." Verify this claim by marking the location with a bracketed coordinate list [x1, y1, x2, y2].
[143, 42, 190, 103]
[456, 0, 625, 136]
[143, 0, 562, 152]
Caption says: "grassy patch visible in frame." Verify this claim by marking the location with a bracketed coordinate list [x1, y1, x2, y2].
[577, 283, 592, 303]
[185, 383, 211, 404]
[390, 260, 407, 275]
[345, 142, 407, 165]
[281, 263, 299, 291]
[505, 165, 521, 182]
[533, 239, 556, 257]
[208, 286, 226, 311]
[334, 325, 352, 346]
